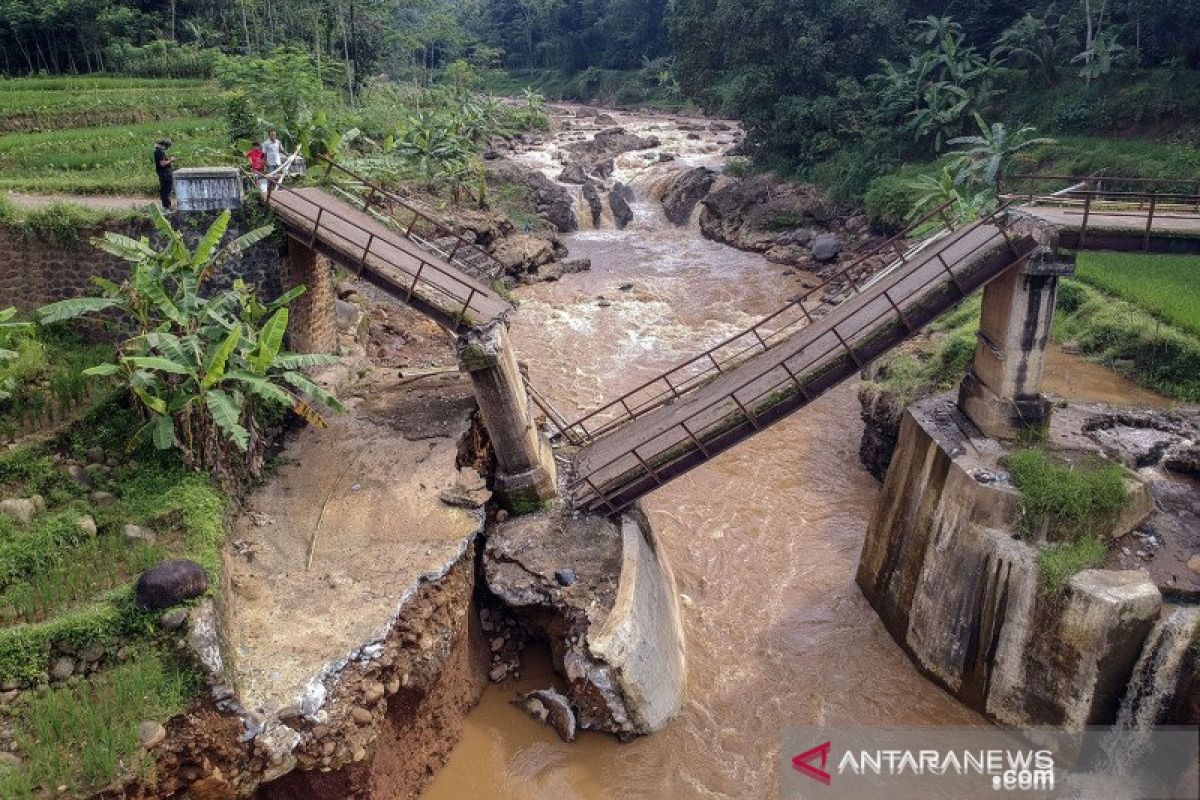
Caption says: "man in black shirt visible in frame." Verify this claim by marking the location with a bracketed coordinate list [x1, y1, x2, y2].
[154, 139, 175, 210]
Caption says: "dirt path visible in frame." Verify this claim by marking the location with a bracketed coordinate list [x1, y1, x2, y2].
[4, 191, 155, 212]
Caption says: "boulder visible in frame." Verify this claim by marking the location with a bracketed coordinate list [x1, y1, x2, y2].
[764, 245, 809, 267]
[66, 463, 93, 489]
[50, 656, 75, 681]
[582, 180, 604, 227]
[775, 228, 814, 247]
[492, 234, 556, 273]
[334, 299, 361, 334]
[135, 559, 208, 610]
[592, 159, 615, 181]
[556, 163, 589, 184]
[513, 688, 578, 743]
[123, 524, 157, 548]
[487, 159, 577, 232]
[810, 233, 842, 263]
[562, 129, 660, 174]
[75, 516, 97, 538]
[1164, 444, 1200, 478]
[662, 167, 716, 226]
[0, 498, 37, 526]
[609, 183, 635, 229]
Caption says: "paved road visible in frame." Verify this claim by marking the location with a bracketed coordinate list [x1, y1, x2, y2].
[571, 222, 1023, 509]
[268, 187, 510, 328]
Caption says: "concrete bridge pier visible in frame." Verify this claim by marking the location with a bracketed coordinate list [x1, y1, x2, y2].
[284, 240, 338, 354]
[958, 249, 1074, 439]
[457, 323, 558, 508]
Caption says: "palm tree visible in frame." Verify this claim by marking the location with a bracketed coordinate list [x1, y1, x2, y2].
[946, 115, 1056, 196]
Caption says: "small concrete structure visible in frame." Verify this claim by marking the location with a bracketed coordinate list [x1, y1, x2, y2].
[958, 249, 1074, 438]
[456, 323, 558, 507]
[174, 167, 243, 212]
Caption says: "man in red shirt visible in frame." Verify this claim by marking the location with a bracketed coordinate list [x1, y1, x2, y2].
[246, 143, 267, 193]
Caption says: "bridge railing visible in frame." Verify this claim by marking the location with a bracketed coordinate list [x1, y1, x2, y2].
[569, 205, 1027, 514]
[316, 157, 507, 283]
[1003, 174, 1200, 250]
[264, 178, 495, 330]
[554, 199, 963, 445]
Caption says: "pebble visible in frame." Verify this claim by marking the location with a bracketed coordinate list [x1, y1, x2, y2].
[351, 706, 373, 725]
[137, 721, 167, 749]
[489, 664, 509, 682]
[555, 568, 577, 587]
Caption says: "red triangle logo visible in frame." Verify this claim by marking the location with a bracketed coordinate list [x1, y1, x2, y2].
[792, 741, 832, 785]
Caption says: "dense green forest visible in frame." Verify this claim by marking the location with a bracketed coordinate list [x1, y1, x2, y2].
[3, 0, 1200, 197]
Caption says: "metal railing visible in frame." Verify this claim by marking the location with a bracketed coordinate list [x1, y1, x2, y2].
[1003, 174, 1200, 250]
[264, 177, 503, 330]
[555, 199, 964, 445]
[569, 204, 1031, 514]
[317, 157, 507, 282]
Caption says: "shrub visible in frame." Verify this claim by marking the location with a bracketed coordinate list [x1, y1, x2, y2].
[864, 173, 921, 232]
[36, 209, 343, 480]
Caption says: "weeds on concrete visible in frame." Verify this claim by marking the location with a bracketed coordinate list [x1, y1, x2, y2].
[1036, 535, 1108, 594]
[1008, 450, 1128, 544]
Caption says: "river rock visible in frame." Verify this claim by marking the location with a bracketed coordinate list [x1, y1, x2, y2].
[335, 299, 361, 334]
[563, 128, 660, 173]
[90, 491, 115, 506]
[557, 163, 589, 184]
[776, 228, 814, 247]
[492, 234, 556, 272]
[135, 559, 208, 610]
[86, 446, 106, 465]
[1164, 444, 1200, 478]
[810, 233, 842, 263]
[609, 183, 635, 229]
[0, 498, 36, 526]
[662, 167, 716, 226]
[138, 720, 167, 749]
[764, 245, 809, 266]
[582, 180, 604, 227]
[513, 688, 577, 742]
[161, 608, 189, 631]
[1188, 555, 1200, 576]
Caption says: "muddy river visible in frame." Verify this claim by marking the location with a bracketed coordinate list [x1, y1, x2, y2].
[424, 108, 1151, 799]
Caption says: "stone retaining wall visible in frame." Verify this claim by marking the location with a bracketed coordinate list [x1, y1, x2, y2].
[0, 211, 286, 313]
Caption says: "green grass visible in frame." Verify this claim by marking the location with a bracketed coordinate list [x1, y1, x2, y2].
[0, 80, 222, 133]
[0, 399, 228, 684]
[0, 118, 230, 195]
[861, 295, 980, 406]
[1055, 278, 1200, 401]
[1073, 252, 1200, 337]
[1037, 534, 1109, 594]
[1006, 449, 1129, 540]
[0, 651, 199, 799]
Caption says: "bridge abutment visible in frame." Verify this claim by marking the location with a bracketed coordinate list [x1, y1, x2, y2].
[958, 250, 1073, 439]
[285, 240, 338, 354]
[457, 323, 558, 509]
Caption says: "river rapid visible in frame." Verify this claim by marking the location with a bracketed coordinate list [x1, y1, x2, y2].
[426, 107, 985, 799]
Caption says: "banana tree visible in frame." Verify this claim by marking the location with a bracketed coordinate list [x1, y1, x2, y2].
[36, 208, 343, 479]
[946, 114, 1057, 195]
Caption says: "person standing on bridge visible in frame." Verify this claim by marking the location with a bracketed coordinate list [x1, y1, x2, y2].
[262, 130, 283, 177]
[153, 139, 174, 211]
[246, 142, 268, 193]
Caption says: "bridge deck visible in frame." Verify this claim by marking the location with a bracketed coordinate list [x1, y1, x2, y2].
[268, 186, 509, 330]
[569, 221, 1037, 514]
[1018, 202, 1200, 253]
